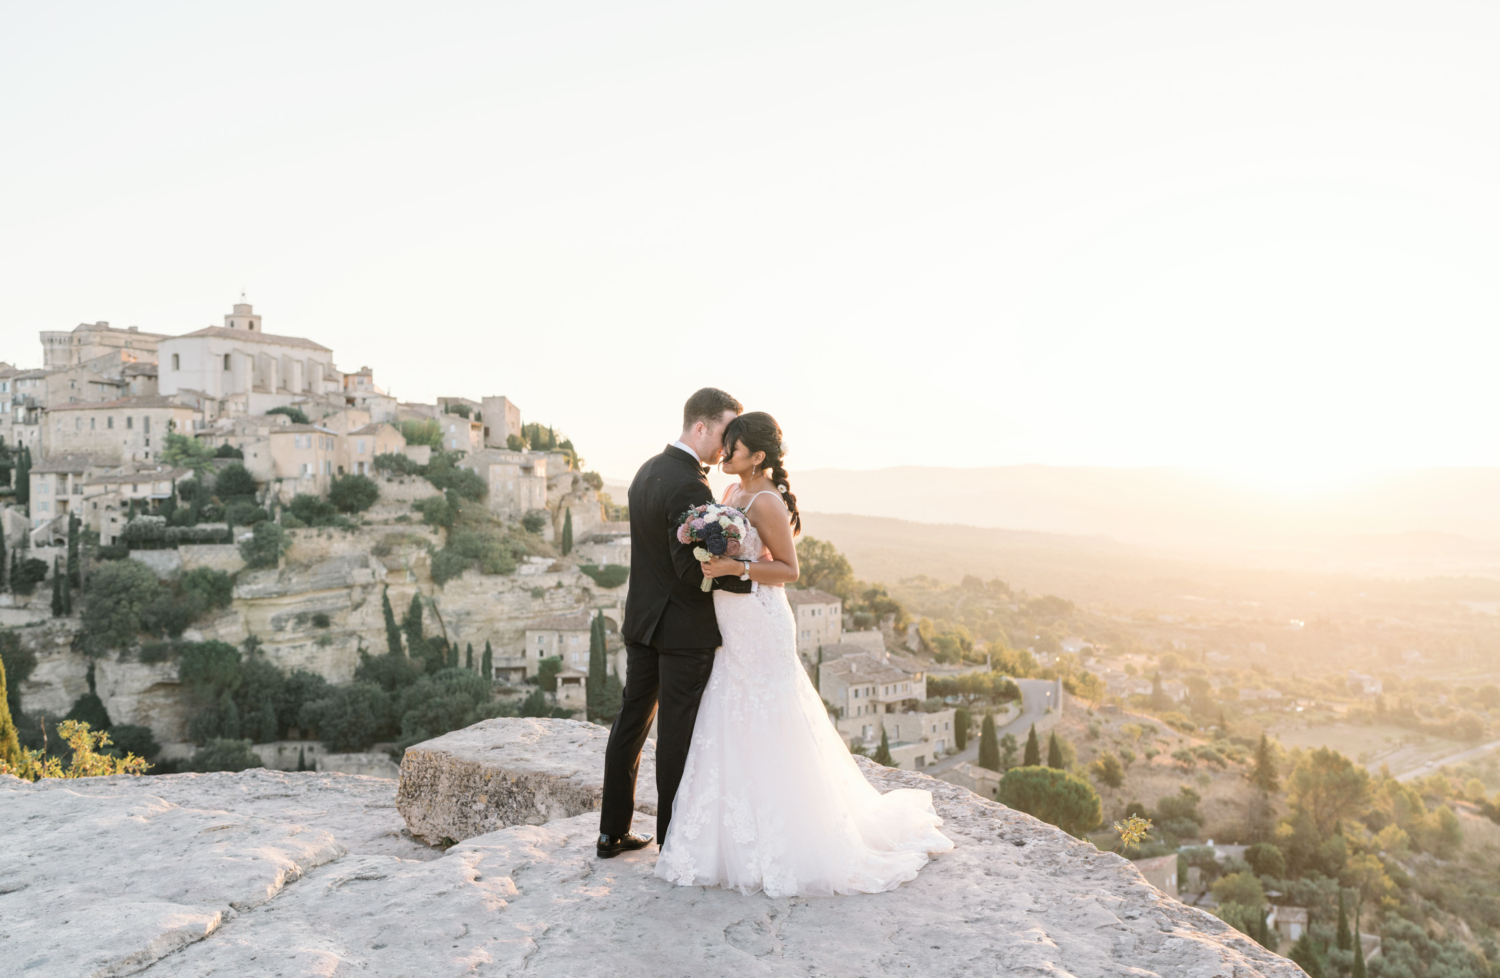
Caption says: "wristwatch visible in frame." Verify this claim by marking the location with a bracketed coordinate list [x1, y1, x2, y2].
[739, 561, 751, 581]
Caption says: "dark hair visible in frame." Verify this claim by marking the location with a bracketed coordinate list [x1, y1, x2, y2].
[721, 411, 801, 536]
[683, 388, 743, 430]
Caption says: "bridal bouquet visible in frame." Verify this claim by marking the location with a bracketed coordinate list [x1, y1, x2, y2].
[675, 503, 751, 591]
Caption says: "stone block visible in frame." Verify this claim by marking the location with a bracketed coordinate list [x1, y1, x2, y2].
[395, 717, 656, 844]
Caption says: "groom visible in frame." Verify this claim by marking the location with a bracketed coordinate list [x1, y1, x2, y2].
[597, 387, 750, 858]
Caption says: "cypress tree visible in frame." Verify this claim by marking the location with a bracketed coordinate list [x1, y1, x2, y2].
[586, 614, 607, 721]
[382, 588, 403, 657]
[977, 712, 1000, 771]
[1047, 731, 1064, 769]
[50, 558, 63, 617]
[1251, 733, 1280, 794]
[222, 692, 241, 741]
[1151, 670, 1165, 710]
[0, 511, 7, 590]
[0, 652, 21, 768]
[61, 564, 72, 616]
[1336, 889, 1351, 952]
[15, 446, 30, 507]
[481, 640, 493, 682]
[873, 727, 893, 766]
[1024, 723, 1042, 766]
[297, 746, 307, 771]
[954, 706, 970, 751]
[9, 551, 18, 596]
[403, 593, 424, 656]
[66, 514, 79, 586]
[224, 511, 234, 545]
[465, 642, 474, 671]
[1351, 906, 1366, 978]
[561, 508, 573, 555]
[259, 695, 277, 743]
[447, 642, 458, 669]
[1289, 933, 1325, 978]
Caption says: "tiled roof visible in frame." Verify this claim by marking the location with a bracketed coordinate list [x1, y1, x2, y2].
[786, 588, 841, 605]
[30, 453, 105, 474]
[171, 326, 331, 352]
[525, 612, 595, 631]
[819, 652, 913, 685]
[48, 395, 192, 412]
[83, 466, 193, 486]
[347, 423, 398, 435]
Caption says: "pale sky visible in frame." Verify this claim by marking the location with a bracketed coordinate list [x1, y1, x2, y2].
[3, 2, 1498, 486]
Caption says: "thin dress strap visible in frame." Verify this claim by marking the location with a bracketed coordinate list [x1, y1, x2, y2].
[740, 489, 782, 511]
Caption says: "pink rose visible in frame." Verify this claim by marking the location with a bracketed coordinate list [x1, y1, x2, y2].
[677, 524, 692, 544]
[725, 540, 741, 556]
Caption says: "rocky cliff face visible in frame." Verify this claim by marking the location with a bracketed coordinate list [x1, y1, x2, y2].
[0, 718, 1306, 977]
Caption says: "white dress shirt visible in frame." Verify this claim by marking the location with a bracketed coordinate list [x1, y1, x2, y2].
[670, 440, 700, 463]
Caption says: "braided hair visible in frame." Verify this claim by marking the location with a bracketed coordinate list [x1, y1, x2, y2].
[721, 411, 801, 535]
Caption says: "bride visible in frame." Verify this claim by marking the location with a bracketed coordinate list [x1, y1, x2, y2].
[653, 411, 954, 897]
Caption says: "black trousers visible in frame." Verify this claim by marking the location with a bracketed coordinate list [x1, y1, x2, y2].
[599, 641, 716, 842]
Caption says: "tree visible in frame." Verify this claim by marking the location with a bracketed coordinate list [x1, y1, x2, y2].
[1047, 731, 1064, 769]
[465, 642, 474, 672]
[1251, 733, 1280, 795]
[66, 513, 80, 587]
[536, 656, 563, 693]
[162, 431, 216, 475]
[1289, 932, 1326, 978]
[1090, 751, 1124, 789]
[1336, 888, 1351, 952]
[239, 521, 287, 569]
[873, 727, 893, 765]
[1, 720, 151, 781]
[1288, 747, 1371, 838]
[15, 445, 30, 507]
[794, 537, 856, 601]
[0, 652, 20, 768]
[586, 614, 608, 722]
[1245, 842, 1286, 878]
[81, 560, 163, 653]
[997, 766, 1102, 837]
[561, 508, 573, 555]
[481, 640, 493, 681]
[1211, 871, 1265, 908]
[266, 405, 310, 425]
[382, 588, 404, 657]
[187, 738, 264, 772]
[403, 594, 424, 657]
[214, 462, 258, 500]
[953, 707, 970, 751]
[977, 712, 1000, 771]
[1351, 906, 1367, 978]
[999, 732, 1018, 770]
[329, 473, 379, 513]
[1024, 724, 1041, 766]
[1150, 671, 1166, 711]
[50, 557, 64, 617]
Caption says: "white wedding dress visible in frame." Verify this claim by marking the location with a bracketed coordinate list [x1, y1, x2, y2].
[654, 492, 954, 897]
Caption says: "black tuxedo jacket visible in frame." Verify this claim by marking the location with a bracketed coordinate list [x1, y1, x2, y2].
[621, 445, 752, 649]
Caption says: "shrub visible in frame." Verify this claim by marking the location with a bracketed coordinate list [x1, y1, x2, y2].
[266, 405, 310, 425]
[240, 521, 288, 569]
[299, 682, 392, 753]
[399, 419, 443, 449]
[536, 656, 562, 692]
[0, 720, 151, 781]
[396, 668, 493, 745]
[1155, 786, 1206, 842]
[11, 557, 48, 595]
[580, 564, 629, 589]
[288, 494, 339, 526]
[178, 640, 243, 697]
[429, 549, 468, 588]
[214, 462, 258, 501]
[214, 443, 244, 459]
[64, 692, 112, 731]
[413, 495, 457, 528]
[311, 611, 330, 628]
[996, 765, 1102, 837]
[521, 510, 549, 534]
[374, 452, 422, 475]
[107, 724, 161, 762]
[1090, 750, 1125, 789]
[81, 560, 163, 653]
[354, 649, 422, 693]
[186, 738, 264, 772]
[180, 568, 234, 610]
[425, 456, 486, 500]
[329, 474, 379, 513]
[1245, 841, 1287, 878]
[225, 501, 268, 526]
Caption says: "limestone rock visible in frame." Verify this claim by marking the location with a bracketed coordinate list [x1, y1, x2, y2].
[396, 716, 656, 844]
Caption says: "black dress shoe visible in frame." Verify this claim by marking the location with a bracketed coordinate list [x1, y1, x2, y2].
[597, 831, 654, 858]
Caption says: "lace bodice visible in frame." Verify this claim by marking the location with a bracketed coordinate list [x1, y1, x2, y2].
[724, 488, 777, 566]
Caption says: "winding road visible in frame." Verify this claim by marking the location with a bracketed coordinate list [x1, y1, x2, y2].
[929, 678, 1063, 775]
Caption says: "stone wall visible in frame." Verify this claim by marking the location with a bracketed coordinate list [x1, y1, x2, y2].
[179, 543, 246, 575]
[129, 549, 183, 579]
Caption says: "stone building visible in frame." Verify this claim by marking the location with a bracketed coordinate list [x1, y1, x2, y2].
[459, 449, 548, 519]
[78, 465, 194, 545]
[42, 396, 199, 464]
[438, 415, 483, 454]
[818, 651, 951, 769]
[940, 761, 1001, 800]
[522, 611, 625, 679]
[27, 453, 101, 531]
[40, 321, 168, 368]
[265, 424, 340, 498]
[481, 396, 522, 447]
[337, 423, 405, 476]
[157, 302, 339, 415]
[786, 588, 842, 657]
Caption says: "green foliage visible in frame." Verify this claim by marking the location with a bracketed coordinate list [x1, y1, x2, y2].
[178, 640, 243, 698]
[374, 452, 423, 475]
[300, 682, 392, 752]
[927, 671, 1021, 704]
[399, 419, 443, 449]
[1245, 841, 1286, 878]
[64, 692, 112, 731]
[1212, 871, 1265, 908]
[214, 462, 258, 500]
[795, 537, 855, 601]
[186, 738, 264, 773]
[872, 727, 893, 765]
[287, 493, 340, 526]
[161, 431, 216, 475]
[402, 594, 424, 656]
[395, 668, 498, 746]
[240, 521, 288, 568]
[1154, 786, 1206, 843]
[12, 556, 48, 595]
[413, 494, 457, 529]
[0, 652, 20, 768]
[999, 732, 1018, 770]
[81, 560, 163, 653]
[1289, 747, 1371, 838]
[214, 443, 243, 459]
[1047, 731, 1064, 769]
[586, 614, 608, 722]
[328, 473, 379, 513]
[180, 567, 234, 610]
[481, 640, 493, 681]
[1251, 733, 1280, 794]
[953, 707, 970, 751]
[106, 724, 160, 762]
[225, 501, 267, 526]
[1288, 932, 1327, 978]
[1090, 750, 1124, 789]
[977, 712, 1000, 771]
[560, 508, 573, 555]
[0, 720, 151, 781]
[311, 611, 330, 628]
[1024, 724, 1041, 766]
[355, 647, 422, 693]
[521, 510, 548, 534]
[424, 453, 486, 500]
[536, 656, 562, 693]
[382, 589, 403, 657]
[997, 765, 1102, 837]
[579, 564, 629, 589]
[429, 549, 468, 587]
[266, 405, 310, 425]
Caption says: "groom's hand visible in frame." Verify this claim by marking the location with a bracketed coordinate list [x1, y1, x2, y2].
[701, 556, 742, 579]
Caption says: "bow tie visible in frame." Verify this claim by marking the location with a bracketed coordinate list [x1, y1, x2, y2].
[701, 465, 710, 475]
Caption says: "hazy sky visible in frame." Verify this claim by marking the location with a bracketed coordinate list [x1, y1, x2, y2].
[3, 2, 1498, 485]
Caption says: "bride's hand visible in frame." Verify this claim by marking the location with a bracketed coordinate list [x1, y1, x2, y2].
[701, 556, 744, 579]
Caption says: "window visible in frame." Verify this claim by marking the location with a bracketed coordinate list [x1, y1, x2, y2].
[357, 439, 366, 454]
[172, 354, 180, 370]
[38, 479, 48, 494]
[143, 416, 149, 433]
[90, 418, 95, 429]
[107, 416, 113, 429]
[223, 354, 231, 370]
[75, 418, 81, 430]
[300, 463, 310, 476]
